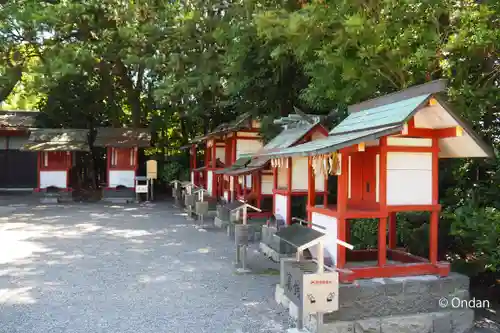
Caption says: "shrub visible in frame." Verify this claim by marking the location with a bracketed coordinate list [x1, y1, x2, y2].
[450, 204, 500, 273]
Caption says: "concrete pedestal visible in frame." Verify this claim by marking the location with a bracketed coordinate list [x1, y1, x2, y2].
[259, 242, 294, 263]
[275, 273, 475, 333]
[35, 190, 72, 204]
[214, 216, 228, 229]
[227, 222, 263, 243]
[0, 206, 15, 216]
[102, 187, 135, 203]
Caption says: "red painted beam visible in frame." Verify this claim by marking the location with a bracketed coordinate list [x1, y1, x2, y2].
[340, 262, 451, 283]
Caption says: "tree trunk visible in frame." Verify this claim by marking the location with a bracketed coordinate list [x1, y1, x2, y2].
[0, 65, 22, 103]
[98, 61, 121, 127]
[114, 60, 142, 128]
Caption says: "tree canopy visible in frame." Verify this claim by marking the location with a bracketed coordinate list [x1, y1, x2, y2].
[0, 0, 499, 274]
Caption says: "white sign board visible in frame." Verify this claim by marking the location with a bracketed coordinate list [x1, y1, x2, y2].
[136, 185, 148, 193]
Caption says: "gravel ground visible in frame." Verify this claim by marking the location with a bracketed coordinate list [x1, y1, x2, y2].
[0, 202, 290, 333]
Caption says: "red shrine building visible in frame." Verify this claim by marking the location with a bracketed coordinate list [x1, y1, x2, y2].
[217, 111, 330, 223]
[22, 128, 90, 193]
[255, 80, 494, 282]
[94, 128, 151, 199]
[186, 113, 263, 200]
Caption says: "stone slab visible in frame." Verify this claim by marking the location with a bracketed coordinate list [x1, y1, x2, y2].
[323, 273, 470, 322]
[274, 272, 473, 329]
[0, 206, 15, 216]
[301, 309, 475, 333]
[102, 188, 135, 199]
[287, 329, 310, 333]
[40, 197, 59, 204]
[227, 222, 263, 243]
[103, 197, 133, 204]
[259, 242, 294, 263]
[214, 217, 228, 229]
[275, 284, 291, 308]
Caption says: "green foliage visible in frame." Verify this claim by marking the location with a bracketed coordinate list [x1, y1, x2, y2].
[160, 156, 190, 184]
[1, 0, 499, 277]
[451, 205, 500, 273]
[350, 219, 379, 249]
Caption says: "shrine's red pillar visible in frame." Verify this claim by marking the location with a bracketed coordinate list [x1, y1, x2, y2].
[430, 137, 440, 264]
[378, 137, 388, 267]
[256, 172, 262, 209]
[286, 158, 292, 225]
[307, 156, 315, 223]
[204, 145, 210, 189]
[337, 151, 349, 269]
[272, 166, 277, 215]
[388, 212, 397, 249]
[323, 175, 328, 207]
[211, 142, 217, 197]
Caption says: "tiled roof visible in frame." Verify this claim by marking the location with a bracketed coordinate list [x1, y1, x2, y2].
[254, 125, 402, 158]
[214, 157, 251, 174]
[0, 110, 37, 128]
[189, 112, 254, 143]
[244, 117, 324, 167]
[22, 128, 90, 151]
[329, 94, 431, 135]
[94, 128, 151, 147]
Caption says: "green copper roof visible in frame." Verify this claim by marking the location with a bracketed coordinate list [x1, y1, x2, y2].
[244, 120, 324, 168]
[252, 93, 434, 158]
[330, 94, 431, 135]
[266, 121, 320, 151]
[233, 156, 252, 167]
[214, 157, 251, 174]
[255, 125, 402, 158]
[224, 166, 263, 176]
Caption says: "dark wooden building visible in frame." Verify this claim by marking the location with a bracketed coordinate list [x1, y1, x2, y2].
[0, 110, 38, 190]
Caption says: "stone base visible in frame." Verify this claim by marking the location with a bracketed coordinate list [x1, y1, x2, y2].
[287, 329, 309, 333]
[34, 190, 72, 204]
[102, 188, 135, 204]
[275, 273, 475, 333]
[303, 309, 475, 333]
[259, 242, 294, 263]
[214, 217, 228, 229]
[40, 197, 59, 204]
[227, 222, 264, 243]
[193, 210, 217, 223]
[102, 197, 134, 204]
[0, 206, 15, 216]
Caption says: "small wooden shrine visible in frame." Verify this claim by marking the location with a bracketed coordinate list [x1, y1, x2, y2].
[217, 111, 329, 221]
[256, 80, 493, 282]
[22, 128, 90, 193]
[185, 112, 262, 199]
[94, 128, 151, 198]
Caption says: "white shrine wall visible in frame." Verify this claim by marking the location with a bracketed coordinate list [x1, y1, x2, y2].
[386, 152, 433, 205]
[40, 171, 67, 189]
[109, 170, 135, 188]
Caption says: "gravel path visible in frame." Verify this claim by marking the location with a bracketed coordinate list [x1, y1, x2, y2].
[0, 202, 289, 333]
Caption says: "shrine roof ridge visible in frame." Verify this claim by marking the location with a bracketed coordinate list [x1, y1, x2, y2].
[22, 128, 90, 152]
[94, 127, 151, 148]
[348, 79, 447, 114]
